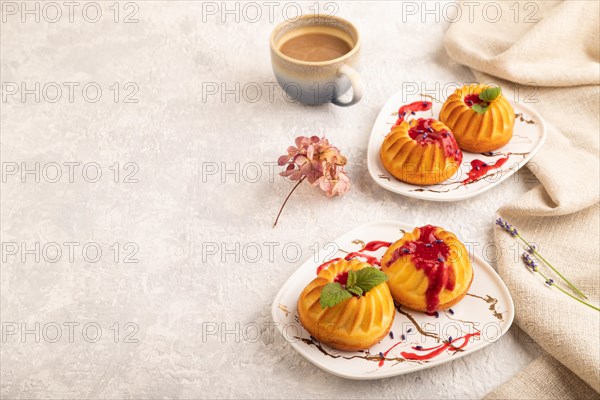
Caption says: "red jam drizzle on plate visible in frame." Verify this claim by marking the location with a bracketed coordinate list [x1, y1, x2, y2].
[408, 118, 463, 162]
[386, 225, 454, 312]
[396, 101, 432, 125]
[378, 341, 404, 367]
[400, 332, 481, 361]
[361, 241, 392, 252]
[462, 155, 510, 184]
[315, 241, 391, 274]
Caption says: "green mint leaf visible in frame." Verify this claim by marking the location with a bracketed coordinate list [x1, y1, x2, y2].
[320, 282, 353, 309]
[354, 267, 388, 293]
[479, 87, 501, 102]
[471, 103, 488, 114]
[346, 270, 357, 288]
[347, 286, 363, 297]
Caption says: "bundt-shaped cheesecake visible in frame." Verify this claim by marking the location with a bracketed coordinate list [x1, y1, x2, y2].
[297, 259, 395, 351]
[381, 225, 473, 313]
[380, 118, 463, 185]
[439, 84, 515, 153]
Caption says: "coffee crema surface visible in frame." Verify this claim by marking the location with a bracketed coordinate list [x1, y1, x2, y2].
[279, 32, 352, 62]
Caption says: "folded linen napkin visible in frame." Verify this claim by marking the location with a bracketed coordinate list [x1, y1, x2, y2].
[444, 1, 600, 398]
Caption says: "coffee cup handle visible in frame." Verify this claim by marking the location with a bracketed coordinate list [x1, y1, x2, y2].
[332, 65, 364, 107]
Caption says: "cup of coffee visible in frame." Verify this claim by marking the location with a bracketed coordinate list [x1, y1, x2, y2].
[270, 14, 363, 107]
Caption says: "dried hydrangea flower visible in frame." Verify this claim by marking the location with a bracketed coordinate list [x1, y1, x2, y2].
[274, 136, 350, 227]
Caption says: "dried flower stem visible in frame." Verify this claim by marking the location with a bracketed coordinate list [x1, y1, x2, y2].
[533, 265, 599, 312]
[515, 234, 587, 300]
[273, 176, 306, 228]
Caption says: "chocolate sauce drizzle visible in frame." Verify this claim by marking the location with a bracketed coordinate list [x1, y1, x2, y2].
[481, 151, 529, 157]
[515, 113, 536, 124]
[408, 163, 515, 193]
[419, 93, 440, 103]
[278, 304, 290, 317]
[410, 187, 454, 194]
[395, 304, 441, 342]
[296, 336, 418, 365]
[466, 293, 504, 321]
[351, 239, 366, 248]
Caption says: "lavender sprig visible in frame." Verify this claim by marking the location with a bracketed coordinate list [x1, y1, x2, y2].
[521, 253, 539, 272]
[525, 244, 537, 254]
[495, 218, 518, 237]
[496, 218, 587, 300]
[521, 252, 599, 312]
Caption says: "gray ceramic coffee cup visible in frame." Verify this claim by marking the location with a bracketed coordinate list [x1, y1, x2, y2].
[270, 14, 363, 106]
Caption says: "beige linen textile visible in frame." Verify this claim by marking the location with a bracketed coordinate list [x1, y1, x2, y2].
[444, 1, 600, 398]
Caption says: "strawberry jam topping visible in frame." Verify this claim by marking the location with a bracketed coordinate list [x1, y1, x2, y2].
[408, 118, 462, 162]
[464, 93, 487, 108]
[386, 225, 455, 312]
[334, 271, 349, 286]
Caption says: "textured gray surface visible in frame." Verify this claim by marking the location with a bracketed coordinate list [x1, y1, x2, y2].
[1, 2, 542, 398]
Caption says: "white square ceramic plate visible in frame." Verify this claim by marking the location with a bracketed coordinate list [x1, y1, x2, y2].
[271, 221, 514, 380]
[367, 92, 546, 201]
